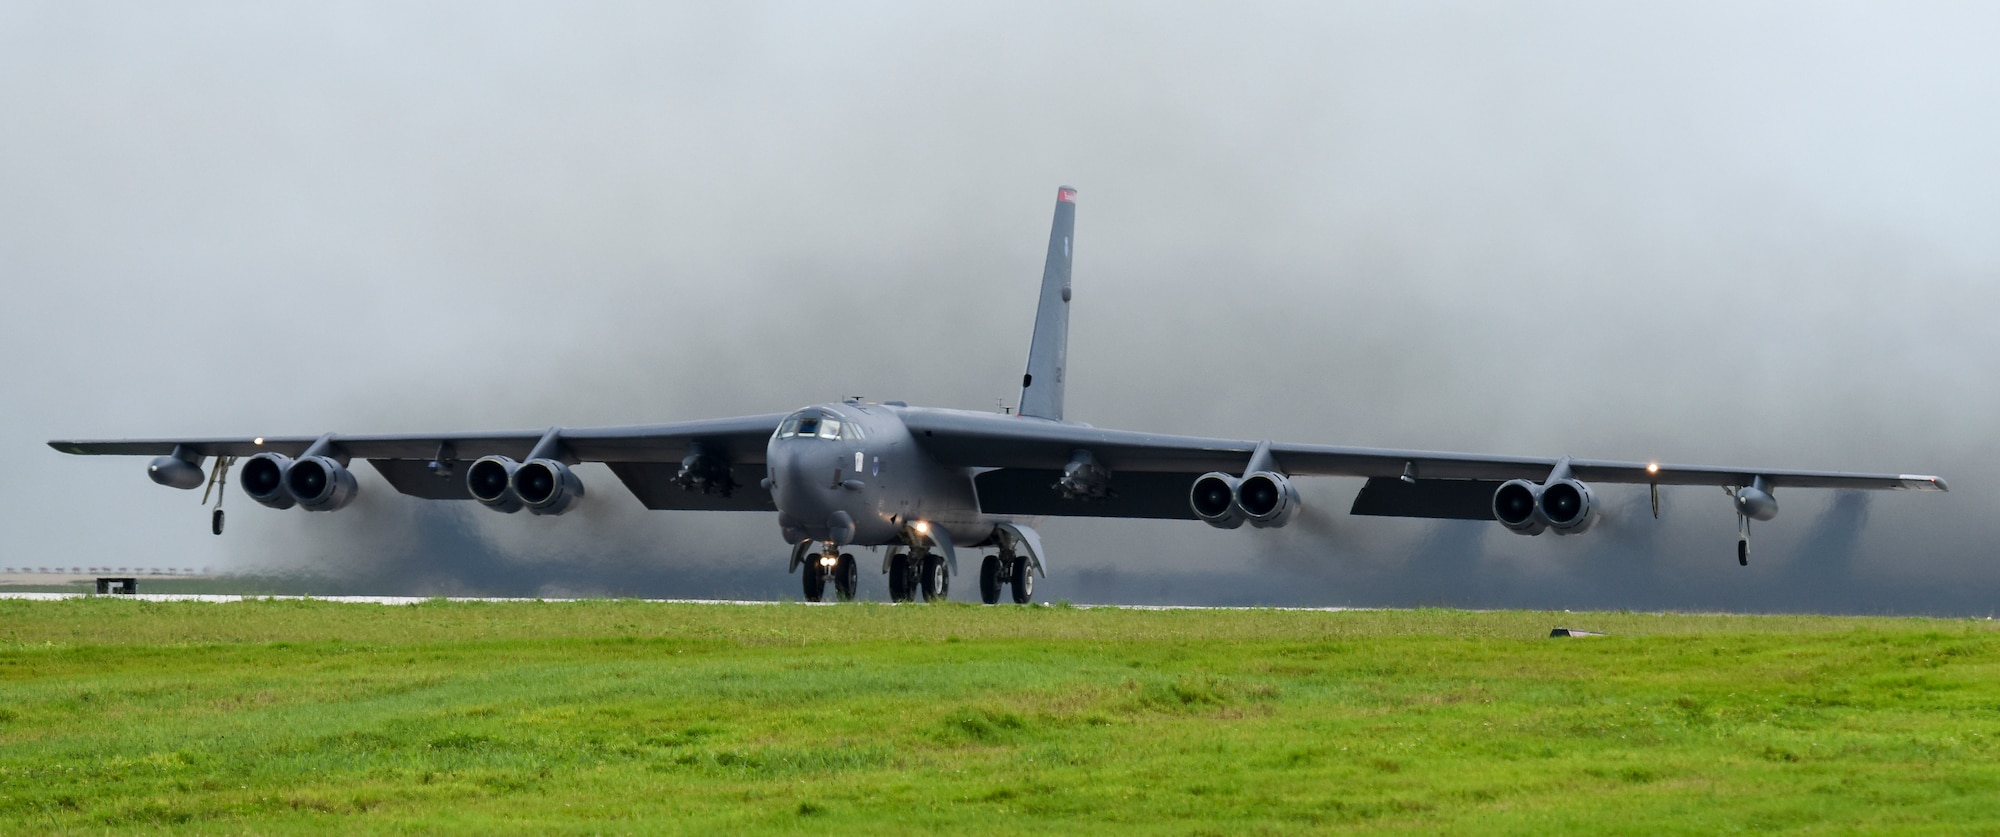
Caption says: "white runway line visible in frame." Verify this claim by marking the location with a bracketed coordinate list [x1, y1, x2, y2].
[0, 591, 1365, 611]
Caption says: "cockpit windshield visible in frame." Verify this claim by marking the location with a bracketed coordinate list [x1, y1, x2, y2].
[776, 412, 854, 440]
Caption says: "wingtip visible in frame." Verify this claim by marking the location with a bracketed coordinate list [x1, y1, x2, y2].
[1056, 185, 1077, 203]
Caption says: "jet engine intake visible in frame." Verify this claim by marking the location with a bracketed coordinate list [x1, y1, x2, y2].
[513, 458, 584, 515]
[1539, 478, 1597, 535]
[467, 455, 523, 513]
[1190, 472, 1245, 529]
[1237, 471, 1299, 528]
[286, 455, 358, 512]
[1492, 479, 1545, 535]
[241, 453, 297, 510]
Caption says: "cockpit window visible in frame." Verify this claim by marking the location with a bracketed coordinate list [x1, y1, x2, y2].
[778, 411, 861, 440]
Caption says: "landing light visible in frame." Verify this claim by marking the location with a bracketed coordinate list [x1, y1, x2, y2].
[253, 437, 265, 446]
[1647, 462, 1660, 475]
[913, 521, 930, 535]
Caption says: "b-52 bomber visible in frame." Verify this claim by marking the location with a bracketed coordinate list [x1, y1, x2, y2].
[51, 187, 1948, 604]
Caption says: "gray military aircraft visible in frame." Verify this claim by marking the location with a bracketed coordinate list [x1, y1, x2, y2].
[51, 186, 1948, 604]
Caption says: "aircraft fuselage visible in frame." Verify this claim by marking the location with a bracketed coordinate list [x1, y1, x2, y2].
[767, 401, 998, 551]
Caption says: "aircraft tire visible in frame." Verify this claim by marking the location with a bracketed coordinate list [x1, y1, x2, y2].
[978, 556, 1002, 604]
[835, 553, 858, 601]
[802, 562, 826, 602]
[1010, 557, 1034, 604]
[889, 553, 914, 602]
[921, 555, 949, 602]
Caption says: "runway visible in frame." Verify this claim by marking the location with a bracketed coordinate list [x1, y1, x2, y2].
[0, 591, 1367, 612]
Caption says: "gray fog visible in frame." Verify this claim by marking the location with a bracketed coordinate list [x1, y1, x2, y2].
[4, 3, 1994, 613]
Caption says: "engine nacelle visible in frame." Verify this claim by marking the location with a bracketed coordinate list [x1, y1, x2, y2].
[1237, 471, 1300, 528]
[1539, 478, 1598, 535]
[147, 454, 204, 490]
[513, 458, 584, 515]
[467, 456, 523, 513]
[1492, 479, 1545, 535]
[286, 455, 359, 512]
[1190, 472, 1245, 529]
[240, 452, 298, 510]
[1734, 483, 1778, 521]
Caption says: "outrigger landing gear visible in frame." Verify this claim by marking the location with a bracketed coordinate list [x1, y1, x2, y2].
[201, 455, 235, 536]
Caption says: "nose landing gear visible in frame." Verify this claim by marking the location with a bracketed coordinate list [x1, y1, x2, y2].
[799, 547, 858, 603]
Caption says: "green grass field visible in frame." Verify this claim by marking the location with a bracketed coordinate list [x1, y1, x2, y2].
[2, 598, 1996, 834]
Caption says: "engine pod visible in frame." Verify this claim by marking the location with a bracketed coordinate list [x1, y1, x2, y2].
[286, 455, 359, 512]
[1190, 472, 1245, 529]
[466, 456, 523, 513]
[1539, 478, 1597, 535]
[241, 453, 297, 510]
[512, 458, 584, 515]
[1492, 479, 1545, 535]
[1237, 471, 1299, 528]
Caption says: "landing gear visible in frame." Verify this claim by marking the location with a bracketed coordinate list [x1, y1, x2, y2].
[974, 553, 1037, 605]
[802, 558, 827, 602]
[834, 553, 858, 601]
[889, 552, 916, 602]
[921, 554, 949, 602]
[979, 556, 1003, 604]
[202, 455, 234, 536]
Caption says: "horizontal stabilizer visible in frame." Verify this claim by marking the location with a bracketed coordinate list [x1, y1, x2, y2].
[975, 469, 1198, 520]
[1349, 477, 1501, 521]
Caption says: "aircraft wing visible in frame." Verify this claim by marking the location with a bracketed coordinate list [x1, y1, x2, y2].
[897, 407, 1945, 521]
[48, 413, 790, 511]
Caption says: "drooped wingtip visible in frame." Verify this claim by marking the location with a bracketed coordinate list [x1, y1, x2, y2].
[1056, 186, 1077, 203]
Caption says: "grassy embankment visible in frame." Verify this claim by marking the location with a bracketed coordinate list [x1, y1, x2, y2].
[1, 598, 1996, 834]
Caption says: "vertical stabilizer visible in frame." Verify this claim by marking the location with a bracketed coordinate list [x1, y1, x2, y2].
[1019, 186, 1076, 420]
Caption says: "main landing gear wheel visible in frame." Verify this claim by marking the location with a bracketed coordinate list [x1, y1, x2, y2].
[1010, 557, 1034, 604]
[979, 556, 1002, 604]
[889, 553, 916, 603]
[802, 559, 827, 602]
[921, 554, 949, 602]
[834, 553, 858, 601]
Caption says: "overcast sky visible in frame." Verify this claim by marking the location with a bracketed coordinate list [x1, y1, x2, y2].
[3, 2, 1995, 613]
